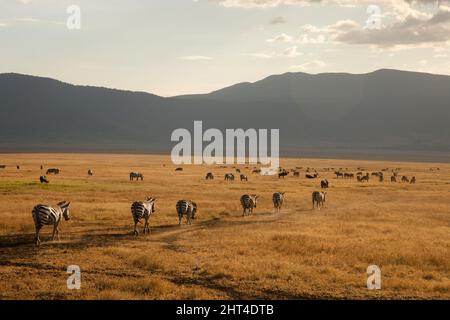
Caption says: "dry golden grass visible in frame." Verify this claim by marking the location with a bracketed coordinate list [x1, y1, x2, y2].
[0, 153, 449, 300]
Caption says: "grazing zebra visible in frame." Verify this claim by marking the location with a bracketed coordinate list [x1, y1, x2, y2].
[224, 173, 235, 181]
[88, 169, 93, 176]
[391, 175, 397, 182]
[272, 192, 285, 213]
[130, 172, 144, 181]
[206, 172, 214, 180]
[176, 200, 197, 225]
[32, 201, 71, 245]
[321, 179, 329, 189]
[39, 176, 49, 184]
[240, 194, 258, 216]
[46, 168, 60, 175]
[312, 192, 326, 210]
[240, 174, 248, 182]
[410, 176, 416, 184]
[131, 198, 156, 236]
[401, 176, 409, 183]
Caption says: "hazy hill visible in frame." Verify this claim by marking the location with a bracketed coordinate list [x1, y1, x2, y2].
[1, 70, 449, 160]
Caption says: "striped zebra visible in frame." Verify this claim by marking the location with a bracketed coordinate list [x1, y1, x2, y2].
[312, 191, 326, 210]
[39, 175, 49, 184]
[176, 200, 197, 225]
[240, 194, 258, 216]
[224, 173, 235, 181]
[272, 192, 285, 213]
[131, 197, 156, 236]
[240, 174, 248, 182]
[32, 201, 71, 245]
[130, 172, 143, 181]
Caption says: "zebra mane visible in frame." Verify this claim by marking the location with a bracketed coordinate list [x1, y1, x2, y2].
[57, 201, 70, 208]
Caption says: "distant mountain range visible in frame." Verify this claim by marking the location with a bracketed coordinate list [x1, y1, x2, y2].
[1, 69, 449, 161]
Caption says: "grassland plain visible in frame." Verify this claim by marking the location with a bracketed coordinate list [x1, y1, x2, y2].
[0, 153, 449, 300]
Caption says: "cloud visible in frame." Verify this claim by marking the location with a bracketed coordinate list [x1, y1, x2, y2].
[180, 56, 213, 60]
[289, 60, 327, 71]
[242, 46, 302, 58]
[282, 45, 302, 57]
[269, 16, 286, 24]
[266, 33, 293, 43]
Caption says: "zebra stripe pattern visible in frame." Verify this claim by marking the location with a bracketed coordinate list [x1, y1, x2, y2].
[131, 197, 156, 236]
[176, 200, 197, 225]
[272, 192, 285, 213]
[312, 191, 326, 210]
[32, 201, 70, 245]
[240, 194, 258, 216]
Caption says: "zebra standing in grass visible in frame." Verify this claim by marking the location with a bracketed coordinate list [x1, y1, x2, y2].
[32, 201, 71, 245]
[176, 200, 197, 225]
[272, 192, 285, 213]
[312, 192, 326, 210]
[240, 174, 248, 182]
[131, 197, 156, 236]
[240, 194, 258, 216]
[130, 172, 144, 181]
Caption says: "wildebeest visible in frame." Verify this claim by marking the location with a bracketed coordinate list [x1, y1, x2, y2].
[39, 176, 49, 184]
[88, 169, 93, 176]
[312, 192, 326, 210]
[344, 173, 354, 179]
[206, 172, 214, 180]
[130, 172, 144, 181]
[401, 176, 409, 183]
[240, 174, 248, 182]
[175, 167, 183, 171]
[379, 175, 384, 182]
[306, 173, 318, 179]
[0, 165, 6, 169]
[358, 174, 369, 182]
[17, 165, 20, 170]
[410, 176, 416, 184]
[391, 176, 397, 182]
[335, 171, 344, 179]
[293, 171, 300, 177]
[252, 169, 261, 174]
[236, 168, 241, 173]
[321, 179, 329, 189]
[46, 168, 60, 175]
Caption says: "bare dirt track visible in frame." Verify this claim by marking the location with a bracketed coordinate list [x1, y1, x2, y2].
[0, 154, 449, 299]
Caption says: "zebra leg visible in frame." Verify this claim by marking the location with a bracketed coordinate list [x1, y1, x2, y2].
[144, 219, 150, 234]
[51, 224, 57, 241]
[35, 227, 41, 246]
[56, 226, 60, 241]
[178, 215, 182, 226]
[133, 222, 139, 236]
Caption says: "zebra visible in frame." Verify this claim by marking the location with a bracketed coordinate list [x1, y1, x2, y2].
[272, 192, 285, 213]
[335, 171, 344, 179]
[278, 170, 289, 179]
[39, 176, 49, 184]
[130, 172, 144, 181]
[344, 173, 354, 179]
[321, 179, 329, 189]
[312, 192, 326, 210]
[206, 172, 214, 180]
[306, 173, 318, 179]
[32, 201, 71, 245]
[176, 200, 197, 225]
[88, 169, 93, 176]
[46, 168, 60, 175]
[224, 173, 235, 181]
[240, 174, 248, 182]
[359, 174, 369, 182]
[240, 194, 258, 216]
[410, 176, 416, 184]
[293, 171, 300, 177]
[131, 197, 156, 236]
[401, 176, 409, 183]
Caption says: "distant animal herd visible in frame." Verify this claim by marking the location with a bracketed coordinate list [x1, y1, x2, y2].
[0, 162, 428, 246]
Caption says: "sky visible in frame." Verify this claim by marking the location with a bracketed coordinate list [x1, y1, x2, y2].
[1, 0, 450, 96]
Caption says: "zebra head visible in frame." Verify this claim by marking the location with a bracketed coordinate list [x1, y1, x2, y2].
[147, 197, 156, 212]
[191, 202, 198, 218]
[58, 201, 71, 221]
[251, 195, 259, 207]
